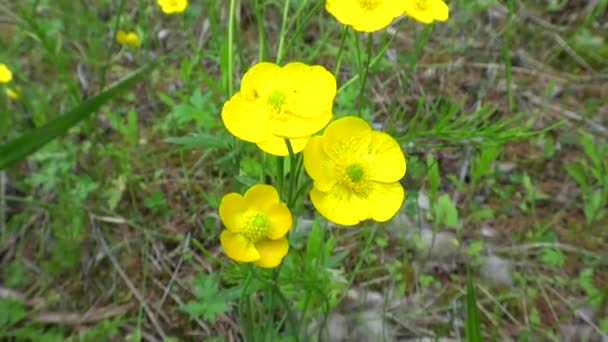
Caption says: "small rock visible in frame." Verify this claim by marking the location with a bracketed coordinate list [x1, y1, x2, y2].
[417, 229, 461, 260]
[480, 255, 513, 287]
[418, 192, 430, 210]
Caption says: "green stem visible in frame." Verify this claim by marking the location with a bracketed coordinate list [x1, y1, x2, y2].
[333, 25, 349, 76]
[254, 0, 266, 61]
[275, 0, 291, 64]
[284, 139, 297, 207]
[337, 32, 395, 94]
[227, 0, 237, 96]
[357, 32, 374, 116]
[276, 156, 285, 199]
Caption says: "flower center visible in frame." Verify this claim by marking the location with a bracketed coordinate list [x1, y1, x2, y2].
[357, 0, 381, 10]
[340, 163, 371, 196]
[240, 210, 270, 242]
[267, 90, 287, 111]
[415, 0, 429, 10]
[346, 164, 364, 183]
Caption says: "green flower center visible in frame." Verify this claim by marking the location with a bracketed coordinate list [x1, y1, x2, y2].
[346, 164, 365, 183]
[357, 0, 381, 10]
[415, 0, 429, 9]
[240, 210, 270, 242]
[267, 90, 287, 111]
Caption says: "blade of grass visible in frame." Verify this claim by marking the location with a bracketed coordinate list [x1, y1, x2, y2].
[0, 63, 155, 170]
[465, 271, 483, 342]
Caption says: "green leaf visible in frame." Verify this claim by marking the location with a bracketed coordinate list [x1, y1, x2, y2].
[0, 63, 155, 170]
[434, 194, 459, 228]
[471, 144, 501, 183]
[581, 132, 601, 169]
[565, 163, 588, 191]
[465, 272, 482, 342]
[540, 248, 565, 266]
[182, 273, 236, 322]
[426, 154, 440, 200]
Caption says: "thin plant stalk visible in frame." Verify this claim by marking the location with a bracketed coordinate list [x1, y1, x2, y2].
[333, 25, 349, 76]
[276, 0, 291, 64]
[227, 0, 237, 97]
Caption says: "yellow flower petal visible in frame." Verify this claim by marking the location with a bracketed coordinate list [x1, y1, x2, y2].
[351, 1, 406, 32]
[269, 114, 332, 139]
[256, 136, 309, 156]
[243, 184, 281, 211]
[220, 230, 260, 263]
[323, 116, 371, 145]
[368, 131, 406, 182]
[309, 186, 371, 226]
[219, 193, 247, 232]
[321, 116, 372, 158]
[404, 0, 449, 24]
[303, 136, 337, 192]
[325, 0, 406, 32]
[157, 0, 188, 14]
[221, 93, 273, 143]
[325, 0, 365, 27]
[240, 62, 284, 101]
[254, 237, 289, 268]
[266, 203, 292, 239]
[368, 181, 405, 222]
[0, 64, 12, 83]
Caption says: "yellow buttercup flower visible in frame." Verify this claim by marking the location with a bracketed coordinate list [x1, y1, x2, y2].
[115, 30, 141, 47]
[157, 0, 188, 14]
[325, 0, 407, 32]
[404, 0, 449, 24]
[222, 62, 336, 156]
[219, 184, 292, 268]
[0, 64, 12, 83]
[304, 116, 406, 226]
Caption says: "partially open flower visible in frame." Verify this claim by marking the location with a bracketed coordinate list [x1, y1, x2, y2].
[304, 116, 407, 226]
[404, 0, 449, 24]
[157, 0, 188, 14]
[219, 184, 292, 268]
[116, 30, 141, 48]
[0, 64, 12, 83]
[325, 0, 407, 32]
[222, 62, 336, 156]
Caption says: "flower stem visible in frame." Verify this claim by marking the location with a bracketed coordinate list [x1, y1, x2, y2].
[227, 0, 237, 96]
[254, 0, 266, 61]
[333, 25, 349, 76]
[357, 32, 374, 116]
[276, 156, 285, 199]
[275, 0, 291, 64]
[284, 139, 297, 207]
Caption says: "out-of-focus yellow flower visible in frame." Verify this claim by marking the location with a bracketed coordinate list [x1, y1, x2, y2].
[115, 30, 141, 47]
[304, 116, 407, 226]
[5, 88, 19, 100]
[222, 62, 336, 156]
[325, 0, 407, 32]
[157, 0, 188, 14]
[404, 0, 449, 24]
[219, 184, 292, 268]
[0, 64, 12, 83]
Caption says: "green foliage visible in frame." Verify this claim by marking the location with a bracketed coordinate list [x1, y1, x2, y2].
[182, 273, 239, 321]
[565, 132, 608, 225]
[0, 63, 155, 169]
[434, 194, 460, 228]
[465, 272, 482, 342]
